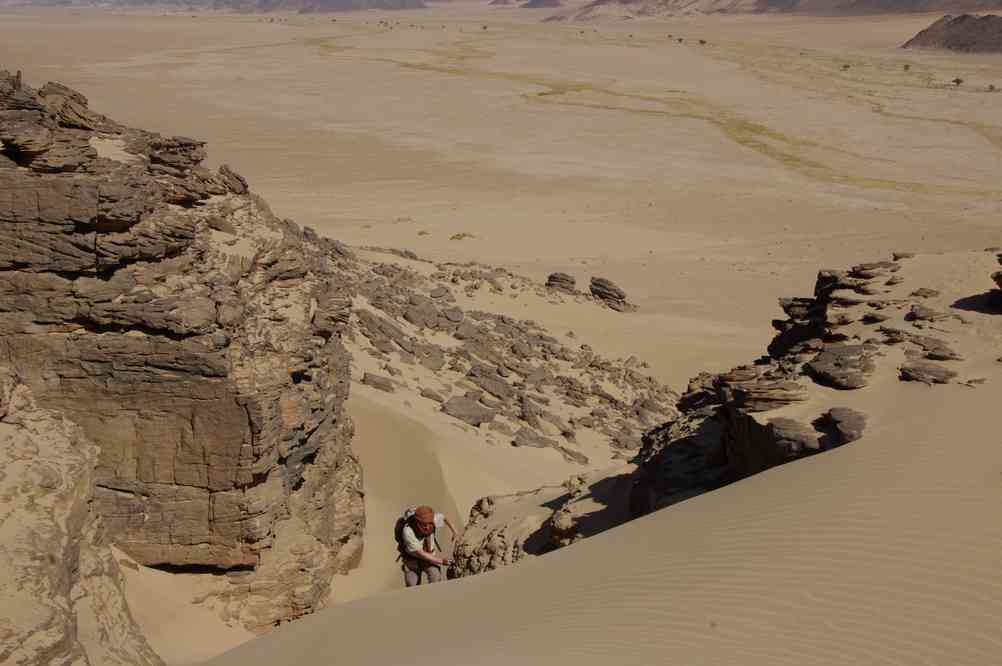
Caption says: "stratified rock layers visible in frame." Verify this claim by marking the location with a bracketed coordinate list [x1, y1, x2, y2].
[0, 71, 363, 632]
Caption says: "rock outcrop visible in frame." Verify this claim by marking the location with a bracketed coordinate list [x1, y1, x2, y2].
[0, 70, 363, 634]
[453, 250, 988, 577]
[0, 367, 162, 666]
[545, 271, 576, 294]
[903, 14, 1002, 53]
[590, 276, 635, 312]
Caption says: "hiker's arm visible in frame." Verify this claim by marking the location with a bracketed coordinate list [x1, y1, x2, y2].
[413, 549, 450, 567]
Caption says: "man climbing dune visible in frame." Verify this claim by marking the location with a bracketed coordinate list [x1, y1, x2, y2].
[396, 505, 458, 587]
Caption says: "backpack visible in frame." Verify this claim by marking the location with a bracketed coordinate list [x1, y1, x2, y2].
[393, 507, 436, 560]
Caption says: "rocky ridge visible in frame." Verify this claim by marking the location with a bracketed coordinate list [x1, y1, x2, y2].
[1, 70, 363, 634]
[450, 250, 998, 578]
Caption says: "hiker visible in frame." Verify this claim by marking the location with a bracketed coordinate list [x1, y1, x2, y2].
[396, 505, 457, 587]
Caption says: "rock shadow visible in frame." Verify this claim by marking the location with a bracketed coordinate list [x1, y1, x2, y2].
[951, 291, 1002, 315]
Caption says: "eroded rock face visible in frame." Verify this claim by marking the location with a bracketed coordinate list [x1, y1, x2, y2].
[0, 367, 162, 666]
[0, 71, 363, 632]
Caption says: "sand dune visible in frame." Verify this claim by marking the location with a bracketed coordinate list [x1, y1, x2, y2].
[207, 366, 1002, 665]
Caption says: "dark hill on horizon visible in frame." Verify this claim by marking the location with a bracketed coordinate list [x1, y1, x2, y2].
[903, 13, 1002, 50]
[557, 0, 1002, 20]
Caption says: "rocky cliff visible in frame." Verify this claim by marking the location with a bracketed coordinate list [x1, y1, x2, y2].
[452, 249, 999, 577]
[0, 69, 363, 633]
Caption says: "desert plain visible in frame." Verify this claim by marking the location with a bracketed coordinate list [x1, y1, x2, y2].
[2, 3, 1002, 665]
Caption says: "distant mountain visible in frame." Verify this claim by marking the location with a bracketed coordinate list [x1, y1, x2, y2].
[903, 13, 1002, 51]
[555, 0, 1002, 20]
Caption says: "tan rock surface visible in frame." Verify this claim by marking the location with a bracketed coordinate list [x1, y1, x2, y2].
[0, 367, 161, 666]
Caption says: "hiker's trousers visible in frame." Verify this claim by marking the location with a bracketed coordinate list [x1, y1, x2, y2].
[403, 560, 442, 587]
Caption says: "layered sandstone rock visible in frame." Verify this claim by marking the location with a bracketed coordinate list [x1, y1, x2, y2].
[0, 367, 162, 666]
[0, 71, 362, 633]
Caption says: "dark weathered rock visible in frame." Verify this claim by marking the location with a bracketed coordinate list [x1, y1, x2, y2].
[805, 344, 876, 389]
[818, 407, 867, 444]
[467, 364, 514, 400]
[513, 427, 554, 448]
[906, 303, 951, 322]
[768, 417, 822, 457]
[217, 163, 248, 194]
[879, 326, 962, 361]
[442, 396, 496, 426]
[730, 378, 809, 412]
[849, 261, 899, 280]
[546, 272, 576, 293]
[900, 361, 957, 385]
[590, 276, 634, 311]
[909, 287, 941, 299]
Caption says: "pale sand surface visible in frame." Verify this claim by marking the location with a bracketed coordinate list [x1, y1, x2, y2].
[4, 6, 1002, 663]
[114, 549, 254, 665]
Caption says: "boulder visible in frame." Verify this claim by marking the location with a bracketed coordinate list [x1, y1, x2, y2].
[818, 407, 867, 445]
[805, 344, 876, 389]
[546, 272, 576, 293]
[900, 361, 957, 385]
[443, 397, 496, 426]
[589, 276, 634, 312]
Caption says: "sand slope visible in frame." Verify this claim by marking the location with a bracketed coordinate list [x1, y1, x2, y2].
[207, 384, 1002, 665]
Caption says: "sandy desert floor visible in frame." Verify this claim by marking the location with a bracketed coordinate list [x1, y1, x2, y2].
[4, 4, 1001, 387]
[3, 4, 1001, 663]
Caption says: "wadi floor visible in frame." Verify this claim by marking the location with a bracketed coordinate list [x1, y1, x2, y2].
[3, 4, 1001, 663]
